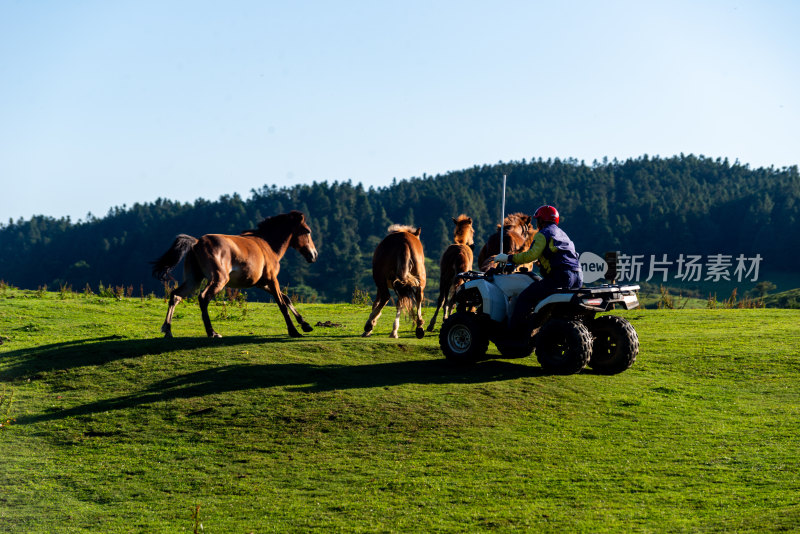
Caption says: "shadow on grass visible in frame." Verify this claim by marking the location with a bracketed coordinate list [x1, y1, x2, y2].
[11, 338, 551, 426]
[0, 335, 292, 380]
[4, 330, 593, 426]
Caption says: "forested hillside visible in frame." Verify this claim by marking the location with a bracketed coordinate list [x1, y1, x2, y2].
[2, 154, 799, 302]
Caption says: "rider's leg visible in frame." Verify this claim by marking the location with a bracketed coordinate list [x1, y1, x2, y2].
[507, 269, 583, 332]
[508, 277, 559, 332]
[569, 269, 584, 290]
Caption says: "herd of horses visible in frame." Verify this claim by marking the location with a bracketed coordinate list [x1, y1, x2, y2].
[151, 210, 537, 339]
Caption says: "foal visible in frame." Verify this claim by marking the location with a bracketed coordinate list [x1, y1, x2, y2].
[362, 225, 427, 339]
[426, 215, 474, 332]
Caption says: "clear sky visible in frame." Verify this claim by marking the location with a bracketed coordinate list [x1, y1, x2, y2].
[1, 1, 798, 223]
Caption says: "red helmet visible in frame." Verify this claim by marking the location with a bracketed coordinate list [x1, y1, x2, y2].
[534, 205, 560, 224]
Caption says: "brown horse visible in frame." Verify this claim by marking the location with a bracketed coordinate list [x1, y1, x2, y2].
[362, 224, 426, 339]
[426, 215, 474, 332]
[151, 210, 318, 338]
[476, 212, 536, 271]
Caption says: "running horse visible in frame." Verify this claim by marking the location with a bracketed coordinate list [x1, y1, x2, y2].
[476, 212, 536, 271]
[362, 225, 426, 339]
[426, 214, 474, 332]
[151, 210, 318, 338]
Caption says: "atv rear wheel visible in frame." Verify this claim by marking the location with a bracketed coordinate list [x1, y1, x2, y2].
[535, 319, 592, 374]
[439, 312, 489, 364]
[588, 315, 638, 374]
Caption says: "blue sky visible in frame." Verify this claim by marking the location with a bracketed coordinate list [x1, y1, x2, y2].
[2, 1, 798, 223]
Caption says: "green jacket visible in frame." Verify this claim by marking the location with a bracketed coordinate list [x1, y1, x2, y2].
[510, 224, 580, 276]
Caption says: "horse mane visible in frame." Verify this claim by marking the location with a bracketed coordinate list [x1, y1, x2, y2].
[387, 224, 421, 236]
[523, 226, 537, 249]
[495, 212, 530, 232]
[241, 210, 305, 236]
[453, 214, 471, 224]
[495, 212, 531, 235]
[505, 212, 528, 225]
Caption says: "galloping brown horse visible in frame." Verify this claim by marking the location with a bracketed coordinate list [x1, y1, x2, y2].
[152, 210, 318, 338]
[362, 225, 426, 339]
[476, 212, 536, 271]
[426, 215, 474, 332]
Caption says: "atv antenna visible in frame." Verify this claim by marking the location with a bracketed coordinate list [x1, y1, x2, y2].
[499, 174, 507, 257]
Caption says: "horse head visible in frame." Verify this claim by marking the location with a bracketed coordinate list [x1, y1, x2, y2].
[499, 212, 533, 253]
[477, 212, 534, 271]
[287, 211, 319, 263]
[452, 215, 474, 246]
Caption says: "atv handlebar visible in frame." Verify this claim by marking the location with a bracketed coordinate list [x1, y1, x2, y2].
[498, 262, 516, 275]
[483, 262, 515, 277]
[467, 264, 541, 280]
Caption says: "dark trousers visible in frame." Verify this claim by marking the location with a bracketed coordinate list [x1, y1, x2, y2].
[509, 269, 583, 331]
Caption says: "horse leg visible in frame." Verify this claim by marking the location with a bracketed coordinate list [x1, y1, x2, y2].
[426, 290, 445, 332]
[262, 280, 302, 338]
[280, 292, 313, 332]
[390, 303, 402, 339]
[198, 276, 228, 338]
[413, 285, 425, 339]
[362, 288, 390, 337]
[442, 282, 458, 321]
[161, 280, 199, 338]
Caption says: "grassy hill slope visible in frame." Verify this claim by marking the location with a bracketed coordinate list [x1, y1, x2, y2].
[1, 289, 799, 532]
[764, 288, 800, 309]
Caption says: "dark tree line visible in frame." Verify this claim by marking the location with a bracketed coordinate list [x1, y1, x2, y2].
[2, 155, 798, 301]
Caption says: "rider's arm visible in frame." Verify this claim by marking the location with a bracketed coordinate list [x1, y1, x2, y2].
[510, 232, 546, 264]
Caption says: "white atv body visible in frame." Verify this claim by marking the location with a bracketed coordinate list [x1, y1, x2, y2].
[439, 268, 641, 374]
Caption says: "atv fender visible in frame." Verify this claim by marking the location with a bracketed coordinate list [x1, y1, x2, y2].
[460, 279, 507, 322]
[533, 293, 576, 314]
[460, 274, 535, 323]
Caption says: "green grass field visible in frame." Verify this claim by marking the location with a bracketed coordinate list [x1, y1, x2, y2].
[1, 288, 799, 532]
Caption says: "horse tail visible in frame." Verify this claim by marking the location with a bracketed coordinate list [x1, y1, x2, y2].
[151, 234, 198, 282]
[392, 243, 421, 312]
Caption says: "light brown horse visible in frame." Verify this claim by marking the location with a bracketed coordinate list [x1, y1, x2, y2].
[426, 215, 474, 332]
[476, 212, 536, 271]
[362, 224, 426, 339]
[151, 210, 318, 338]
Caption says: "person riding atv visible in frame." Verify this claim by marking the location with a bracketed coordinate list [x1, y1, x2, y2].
[440, 204, 639, 374]
[492, 205, 583, 333]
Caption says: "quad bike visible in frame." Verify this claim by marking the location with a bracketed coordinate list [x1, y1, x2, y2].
[438, 264, 640, 374]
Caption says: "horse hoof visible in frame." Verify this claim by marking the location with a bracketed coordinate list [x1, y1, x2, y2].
[362, 331, 372, 338]
[290, 331, 303, 338]
[415, 328, 425, 339]
[301, 323, 313, 333]
[426, 325, 435, 333]
[389, 333, 399, 339]
[211, 333, 223, 339]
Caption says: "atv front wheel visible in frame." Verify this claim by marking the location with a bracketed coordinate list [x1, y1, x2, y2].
[588, 315, 638, 374]
[535, 319, 592, 374]
[439, 312, 489, 364]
